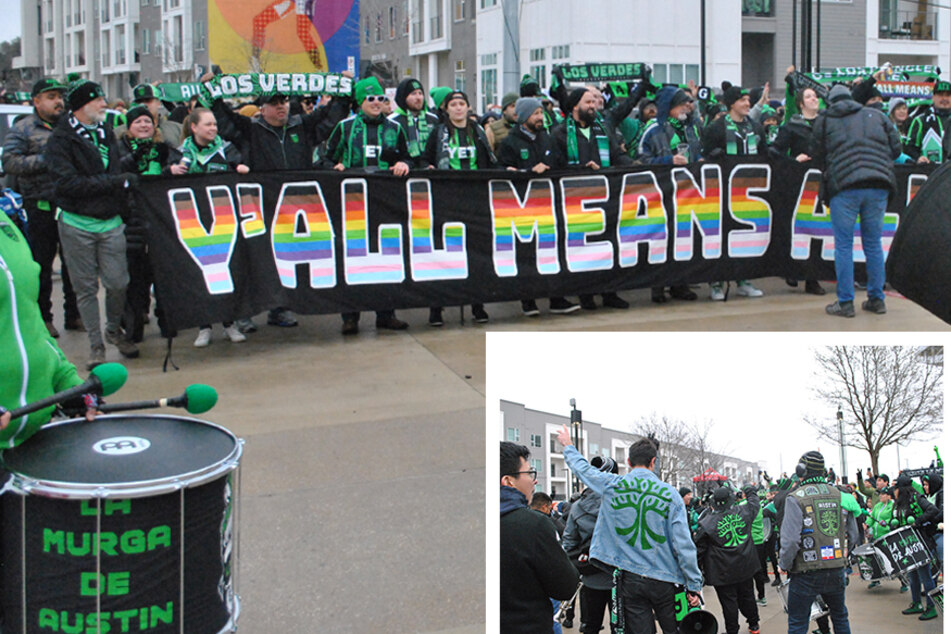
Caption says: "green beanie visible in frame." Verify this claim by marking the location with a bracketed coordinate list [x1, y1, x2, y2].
[354, 77, 384, 104]
[430, 86, 452, 109]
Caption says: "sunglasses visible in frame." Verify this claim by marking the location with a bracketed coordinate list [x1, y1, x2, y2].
[365, 95, 389, 103]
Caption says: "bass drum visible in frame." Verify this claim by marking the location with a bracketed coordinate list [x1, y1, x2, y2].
[0, 414, 243, 634]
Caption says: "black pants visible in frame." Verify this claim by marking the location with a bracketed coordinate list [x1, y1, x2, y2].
[754, 542, 767, 598]
[580, 584, 614, 634]
[27, 203, 78, 324]
[713, 577, 759, 634]
[121, 247, 152, 342]
[616, 571, 678, 634]
[764, 533, 780, 577]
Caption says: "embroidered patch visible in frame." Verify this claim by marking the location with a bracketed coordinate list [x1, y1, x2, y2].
[820, 546, 835, 560]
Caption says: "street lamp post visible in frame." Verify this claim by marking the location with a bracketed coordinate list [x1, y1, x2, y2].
[837, 407, 847, 483]
[570, 398, 583, 496]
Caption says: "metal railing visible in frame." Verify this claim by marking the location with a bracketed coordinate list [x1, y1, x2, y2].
[742, 0, 774, 18]
[880, 10, 937, 40]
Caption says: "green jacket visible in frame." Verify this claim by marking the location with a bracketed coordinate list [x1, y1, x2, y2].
[869, 500, 893, 541]
[0, 216, 83, 448]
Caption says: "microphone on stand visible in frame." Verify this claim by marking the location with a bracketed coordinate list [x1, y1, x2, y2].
[7, 363, 128, 419]
[98, 384, 218, 415]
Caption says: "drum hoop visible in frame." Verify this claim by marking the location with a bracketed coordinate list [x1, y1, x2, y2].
[4, 414, 243, 499]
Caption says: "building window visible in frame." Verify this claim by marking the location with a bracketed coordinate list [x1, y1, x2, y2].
[454, 0, 465, 21]
[116, 24, 126, 65]
[531, 458, 542, 478]
[530, 433, 542, 448]
[142, 28, 151, 54]
[194, 21, 206, 50]
[402, 0, 410, 36]
[364, 16, 370, 43]
[653, 63, 668, 83]
[530, 48, 545, 62]
[455, 60, 466, 91]
[101, 30, 111, 67]
[75, 31, 85, 65]
[64, 33, 71, 67]
[412, 0, 423, 43]
[506, 427, 519, 442]
[480, 0, 497, 7]
[429, 0, 443, 39]
[375, 12, 383, 42]
[100, 0, 109, 23]
[481, 67, 497, 112]
[552, 44, 570, 60]
[389, 7, 397, 39]
[530, 64, 546, 89]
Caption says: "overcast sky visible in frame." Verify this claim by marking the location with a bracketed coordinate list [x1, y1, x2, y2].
[1, 5, 21, 44]
[487, 332, 945, 482]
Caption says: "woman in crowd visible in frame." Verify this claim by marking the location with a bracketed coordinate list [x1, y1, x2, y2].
[171, 107, 250, 347]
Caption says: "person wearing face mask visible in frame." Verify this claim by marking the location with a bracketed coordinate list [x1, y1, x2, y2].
[906, 80, 951, 164]
[388, 77, 440, 169]
[637, 86, 701, 304]
[321, 77, 412, 336]
[552, 87, 633, 311]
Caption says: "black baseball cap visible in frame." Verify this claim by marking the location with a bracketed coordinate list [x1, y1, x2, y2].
[32, 78, 67, 98]
[933, 81, 951, 95]
[132, 84, 160, 103]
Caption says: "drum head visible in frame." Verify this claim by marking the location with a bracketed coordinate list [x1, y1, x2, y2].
[1, 414, 238, 491]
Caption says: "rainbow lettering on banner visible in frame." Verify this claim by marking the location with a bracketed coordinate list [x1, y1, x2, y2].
[907, 174, 928, 205]
[727, 165, 772, 258]
[489, 179, 559, 277]
[342, 179, 405, 285]
[617, 171, 668, 267]
[406, 179, 468, 281]
[790, 169, 833, 260]
[560, 175, 614, 272]
[851, 209, 900, 262]
[673, 165, 722, 261]
[169, 186, 237, 294]
[236, 184, 266, 238]
[270, 181, 336, 288]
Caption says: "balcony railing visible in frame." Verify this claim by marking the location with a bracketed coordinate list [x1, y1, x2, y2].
[742, 0, 774, 18]
[880, 10, 937, 40]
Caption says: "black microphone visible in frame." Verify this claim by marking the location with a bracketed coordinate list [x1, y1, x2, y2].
[7, 363, 128, 419]
[98, 384, 218, 415]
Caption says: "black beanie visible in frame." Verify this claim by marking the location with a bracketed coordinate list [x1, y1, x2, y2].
[678, 486, 692, 498]
[564, 87, 588, 114]
[67, 80, 105, 112]
[395, 77, 424, 112]
[722, 85, 748, 109]
[520, 74, 541, 97]
[125, 105, 154, 127]
[713, 486, 732, 507]
[800, 451, 825, 478]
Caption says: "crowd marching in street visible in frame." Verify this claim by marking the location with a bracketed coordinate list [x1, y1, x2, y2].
[0, 63, 942, 371]
[500, 429, 944, 634]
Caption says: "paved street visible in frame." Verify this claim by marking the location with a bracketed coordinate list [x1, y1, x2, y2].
[43, 275, 947, 632]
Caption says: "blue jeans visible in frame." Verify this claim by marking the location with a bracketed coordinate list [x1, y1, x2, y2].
[786, 569, 850, 634]
[829, 188, 888, 303]
[909, 564, 937, 608]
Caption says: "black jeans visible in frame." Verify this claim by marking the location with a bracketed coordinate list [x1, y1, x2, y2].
[616, 571, 678, 634]
[580, 584, 613, 634]
[764, 533, 780, 576]
[754, 542, 767, 598]
[713, 577, 759, 634]
[27, 202, 78, 323]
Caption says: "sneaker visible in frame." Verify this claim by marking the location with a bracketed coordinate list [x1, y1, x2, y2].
[900, 584, 909, 593]
[771, 577, 782, 587]
[825, 300, 855, 318]
[341, 318, 359, 335]
[710, 283, 726, 301]
[756, 597, 767, 606]
[902, 602, 924, 615]
[472, 304, 489, 323]
[749, 628, 761, 634]
[549, 297, 580, 314]
[786, 278, 799, 288]
[44, 321, 60, 338]
[862, 297, 887, 314]
[376, 315, 408, 330]
[804, 280, 827, 295]
[235, 317, 257, 333]
[105, 329, 139, 358]
[601, 292, 629, 309]
[579, 294, 598, 310]
[267, 309, 298, 327]
[194, 328, 212, 348]
[64, 317, 85, 331]
[918, 606, 938, 620]
[651, 287, 668, 304]
[867, 580, 881, 589]
[521, 300, 540, 316]
[224, 324, 247, 343]
[429, 307, 444, 326]
[736, 280, 764, 297]
[669, 285, 698, 301]
[561, 619, 573, 629]
[86, 346, 106, 370]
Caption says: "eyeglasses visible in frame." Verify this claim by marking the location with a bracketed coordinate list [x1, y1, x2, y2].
[508, 470, 537, 480]
[365, 95, 389, 103]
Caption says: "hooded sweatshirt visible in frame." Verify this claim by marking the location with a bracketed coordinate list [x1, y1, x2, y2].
[638, 86, 702, 164]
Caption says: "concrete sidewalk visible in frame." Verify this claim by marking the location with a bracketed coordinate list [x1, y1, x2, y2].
[43, 275, 947, 632]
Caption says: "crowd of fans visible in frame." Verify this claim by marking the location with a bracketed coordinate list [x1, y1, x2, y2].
[0, 64, 942, 367]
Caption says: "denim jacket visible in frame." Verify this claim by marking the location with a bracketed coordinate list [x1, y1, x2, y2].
[564, 446, 703, 592]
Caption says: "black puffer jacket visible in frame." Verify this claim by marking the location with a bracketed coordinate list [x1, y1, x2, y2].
[694, 497, 761, 586]
[813, 97, 902, 202]
[1, 113, 58, 202]
[768, 114, 818, 162]
[45, 116, 131, 220]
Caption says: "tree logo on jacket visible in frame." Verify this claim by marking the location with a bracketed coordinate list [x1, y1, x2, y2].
[717, 513, 749, 547]
[609, 478, 672, 550]
[816, 500, 840, 536]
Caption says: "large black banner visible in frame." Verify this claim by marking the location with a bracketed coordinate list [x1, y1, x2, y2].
[135, 158, 933, 331]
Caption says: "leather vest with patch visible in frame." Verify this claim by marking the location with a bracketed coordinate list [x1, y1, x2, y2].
[790, 482, 847, 573]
